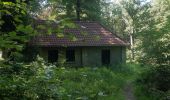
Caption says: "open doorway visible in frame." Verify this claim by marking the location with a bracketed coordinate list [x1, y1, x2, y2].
[48, 50, 58, 63]
[102, 50, 110, 65]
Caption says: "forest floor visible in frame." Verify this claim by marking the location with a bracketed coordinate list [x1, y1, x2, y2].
[124, 82, 136, 100]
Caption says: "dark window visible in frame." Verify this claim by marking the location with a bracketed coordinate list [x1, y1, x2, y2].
[48, 50, 58, 63]
[66, 49, 75, 62]
[102, 49, 110, 65]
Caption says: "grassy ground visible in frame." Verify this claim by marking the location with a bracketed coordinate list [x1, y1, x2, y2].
[53, 67, 127, 100]
[109, 63, 153, 100]
[0, 61, 159, 100]
[0, 62, 132, 100]
[53, 63, 140, 100]
[122, 63, 167, 100]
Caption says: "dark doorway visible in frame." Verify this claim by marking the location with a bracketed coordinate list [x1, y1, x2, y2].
[66, 49, 75, 62]
[48, 50, 58, 63]
[102, 50, 110, 65]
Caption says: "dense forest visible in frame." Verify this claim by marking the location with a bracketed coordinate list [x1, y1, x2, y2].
[0, 0, 170, 99]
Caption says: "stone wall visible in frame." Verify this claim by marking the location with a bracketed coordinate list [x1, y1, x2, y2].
[39, 46, 126, 67]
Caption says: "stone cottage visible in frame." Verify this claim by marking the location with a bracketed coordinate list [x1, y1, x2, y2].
[31, 20, 128, 66]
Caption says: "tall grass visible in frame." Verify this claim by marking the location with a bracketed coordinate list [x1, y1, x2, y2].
[3, 58, 162, 100]
[50, 67, 126, 100]
[0, 59, 132, 99]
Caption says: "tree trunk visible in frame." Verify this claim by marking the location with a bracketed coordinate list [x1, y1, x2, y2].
[76, 0, 80, 21]
[130, 34, 135, 61]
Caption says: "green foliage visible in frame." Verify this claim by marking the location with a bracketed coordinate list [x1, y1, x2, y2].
[134, 65, 170, 100]
[53, 67, 125, 100]
[0, 0, 37, 62]
[37, 0, 102, 21]
[137, 0, 170, 65]
[135, 2, 170, 98]
[137, 65, 170, 91]
[0, 57, 127, 100]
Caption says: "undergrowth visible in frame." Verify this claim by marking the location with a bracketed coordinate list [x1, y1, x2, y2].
[0, 58, 132, 100]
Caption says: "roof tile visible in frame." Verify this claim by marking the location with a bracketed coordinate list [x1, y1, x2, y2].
[30, 21, 128, 47]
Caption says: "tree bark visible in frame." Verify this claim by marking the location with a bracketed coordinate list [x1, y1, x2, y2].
[130, 34, 135, 61]
[76, 0, 80, 21]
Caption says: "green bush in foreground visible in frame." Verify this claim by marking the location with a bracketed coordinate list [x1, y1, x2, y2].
[0, 59, 127, 100]
[135, 65, 170, 100]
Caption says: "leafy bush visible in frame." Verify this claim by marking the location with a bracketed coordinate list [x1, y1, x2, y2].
[53, 67, 125, 100]
[0, 58, 127, 100]
[135, 65, 170, 100]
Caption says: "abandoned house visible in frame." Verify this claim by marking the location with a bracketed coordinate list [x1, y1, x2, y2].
[30, 20, 128, 66]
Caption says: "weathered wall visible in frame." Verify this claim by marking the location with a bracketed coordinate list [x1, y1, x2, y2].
[121, 46, 126, 63]
[81, 46, 126, 66]
[39, 47, 82, 66]
[39, 46, 126, 67]
[82, 47, 101, 66]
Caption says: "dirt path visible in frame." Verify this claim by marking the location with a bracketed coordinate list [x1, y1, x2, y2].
[124, 83, 135, 100]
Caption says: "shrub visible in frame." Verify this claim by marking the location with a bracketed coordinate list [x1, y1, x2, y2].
[0, 59, 126, 100]
[135, 64, 170, 99]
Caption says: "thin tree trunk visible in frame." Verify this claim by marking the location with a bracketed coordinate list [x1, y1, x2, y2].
[76, 0, 80, 21]
[130, 34, 134, 61]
